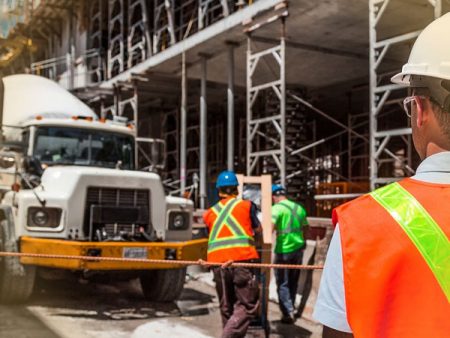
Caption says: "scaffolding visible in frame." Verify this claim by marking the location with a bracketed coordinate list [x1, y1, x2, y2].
[88, 0, 106, 84]
[108, 0, 126, 78]
[368, 0, 444, 189]
[128, 0, 151, 68]
[246, 3, 288, 185]
[348, 112, 369, 182]
[11, 0, 450, 213]
[153, 0, 176, 53]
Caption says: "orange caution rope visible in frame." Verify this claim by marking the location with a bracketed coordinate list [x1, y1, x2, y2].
[0, 251, 323, 270]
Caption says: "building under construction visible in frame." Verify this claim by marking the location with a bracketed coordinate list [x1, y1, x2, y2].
[1, 0, 448, 215]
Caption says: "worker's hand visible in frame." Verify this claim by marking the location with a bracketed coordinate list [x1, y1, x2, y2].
[221, 260, 234, 269]
[198, 259, 207, 266]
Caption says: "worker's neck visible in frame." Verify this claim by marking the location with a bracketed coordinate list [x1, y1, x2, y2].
[219, 194, 237, 200]
[425, 142, 450, 158]
[276, 196, 287, 203]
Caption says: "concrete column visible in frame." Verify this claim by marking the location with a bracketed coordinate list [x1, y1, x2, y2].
[180, 52, 187, 195]
[200, 55, 208, 209]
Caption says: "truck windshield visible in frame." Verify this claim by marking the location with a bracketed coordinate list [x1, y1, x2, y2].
[33, 126, 134, 170]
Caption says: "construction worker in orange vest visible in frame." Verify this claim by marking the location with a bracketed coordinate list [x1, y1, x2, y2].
[313, 14, 450, 338]
[203, 170, 262, 338]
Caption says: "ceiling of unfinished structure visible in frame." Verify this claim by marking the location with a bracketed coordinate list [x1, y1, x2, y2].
[130, 0, 371, 89]
[103, 0, 450, 100]
[118, 0, 445, 93]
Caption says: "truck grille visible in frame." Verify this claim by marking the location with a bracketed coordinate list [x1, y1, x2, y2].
[84, 187, 151, 240]
[86, 187, 149, 207]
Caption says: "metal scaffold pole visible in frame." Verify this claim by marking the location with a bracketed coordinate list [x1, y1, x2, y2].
[246, 6, 288, 186]
[227, 43, 235, 171]
[280, 21, 286, 186]
[200, 55, 208, 209]
[180, 52, 187, 195]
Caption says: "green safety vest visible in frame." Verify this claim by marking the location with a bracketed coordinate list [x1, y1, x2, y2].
[272, 200, 307, 254]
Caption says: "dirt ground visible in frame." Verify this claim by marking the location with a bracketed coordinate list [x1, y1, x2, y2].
[0, 271, 322, 338]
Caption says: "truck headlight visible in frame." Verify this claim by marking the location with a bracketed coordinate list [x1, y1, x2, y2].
[33, 210, 49, 226]
[28, 207, 62, 228]
[168, 212, 189, 230]
[174, 215, 185, 228]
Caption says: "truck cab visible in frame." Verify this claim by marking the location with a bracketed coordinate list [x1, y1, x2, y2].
[0, 74, 207, 303]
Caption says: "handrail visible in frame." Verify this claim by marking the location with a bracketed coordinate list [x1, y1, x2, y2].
[30, 49, 104, 88]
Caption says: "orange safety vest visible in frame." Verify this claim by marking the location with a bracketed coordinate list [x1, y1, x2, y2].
[333, 178, 450, 338]
[203, 197, 259, 263]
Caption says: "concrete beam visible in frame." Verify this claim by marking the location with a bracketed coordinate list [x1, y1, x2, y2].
[252, 36, 368, 60]
[100, 0, 282, 89]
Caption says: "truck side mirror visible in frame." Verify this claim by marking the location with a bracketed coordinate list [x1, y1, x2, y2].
[151, 141, 165, 168]
[136, 138, 166, 171]
[23, 156, 44, 176]
[0, 153, 16, 169]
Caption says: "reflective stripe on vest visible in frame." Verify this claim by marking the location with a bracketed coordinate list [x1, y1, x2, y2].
[276, 201, 303, 235]
[208, 198, 253, 254]
[370, 182, 450, 302]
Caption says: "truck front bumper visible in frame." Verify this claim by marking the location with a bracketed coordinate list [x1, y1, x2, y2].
[19, 237, 208, 270]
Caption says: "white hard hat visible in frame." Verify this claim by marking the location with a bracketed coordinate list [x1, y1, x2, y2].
[391, 13, 450, 85]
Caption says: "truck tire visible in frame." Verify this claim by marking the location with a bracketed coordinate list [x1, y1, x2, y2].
[139, 268, 186, 302]
[0, 227, 36, 303]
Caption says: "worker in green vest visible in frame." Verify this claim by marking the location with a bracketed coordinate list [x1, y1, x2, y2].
[271, 184, 308, 324]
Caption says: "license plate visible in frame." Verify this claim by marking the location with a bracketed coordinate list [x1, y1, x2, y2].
[122, 247, 148, 259]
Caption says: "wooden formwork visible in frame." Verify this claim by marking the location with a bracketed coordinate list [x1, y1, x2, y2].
[236, 174, 272, 337]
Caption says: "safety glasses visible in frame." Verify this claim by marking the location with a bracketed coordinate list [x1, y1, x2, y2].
[403, 95, 426, 118]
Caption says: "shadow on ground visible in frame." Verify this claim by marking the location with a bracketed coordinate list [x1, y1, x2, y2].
[28, 275, 213, 321]
[0, 306, 61, 338]
[269, 321, 314, 338]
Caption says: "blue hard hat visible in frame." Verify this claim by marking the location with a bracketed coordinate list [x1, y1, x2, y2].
[272, 184, 286, 195]
[216, 170, 239, 188]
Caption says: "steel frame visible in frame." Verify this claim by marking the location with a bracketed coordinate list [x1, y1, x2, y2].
[348, 112, 369, 181]
[246, 18, 287, 186]
[127, 0, 152, 68]
[108, 0, 126, 78]
[369, 0, 442, 189]
[163, 108, 180, 179]
[198, 0, 230, 29]
[153, 0, 176, 54]
[87, 0, 105, 84]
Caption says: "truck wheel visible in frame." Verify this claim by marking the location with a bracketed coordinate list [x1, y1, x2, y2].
[0, 228, 36, 303]
[139, 268, 186, 302]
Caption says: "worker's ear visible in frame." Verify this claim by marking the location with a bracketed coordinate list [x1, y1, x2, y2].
[415, 96, 431, 128]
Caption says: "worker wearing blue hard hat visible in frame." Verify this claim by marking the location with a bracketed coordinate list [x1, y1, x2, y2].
[216, 170, 239, 188]
[272, 184, 286, 196]
[271, 183, 309, 324]
[203, 170, 262, 337]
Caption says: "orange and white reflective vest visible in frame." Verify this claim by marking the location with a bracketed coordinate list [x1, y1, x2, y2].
[333, 178, 450, 338]
[203, 197, 259, 263]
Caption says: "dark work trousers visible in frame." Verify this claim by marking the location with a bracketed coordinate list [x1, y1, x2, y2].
[212, 266, 260, 338]
[274, 249, 304, 316]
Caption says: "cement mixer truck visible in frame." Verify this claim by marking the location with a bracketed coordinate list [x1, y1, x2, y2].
[0, 74, 207, 303]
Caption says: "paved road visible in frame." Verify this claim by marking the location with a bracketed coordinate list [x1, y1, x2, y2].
[0, 272, 321, 338]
